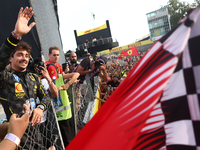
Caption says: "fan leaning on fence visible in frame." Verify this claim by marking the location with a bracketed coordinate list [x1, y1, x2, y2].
[74, 56, 109, 110]
[46, 63, 80, 147]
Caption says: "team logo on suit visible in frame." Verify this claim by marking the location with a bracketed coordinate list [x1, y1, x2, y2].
[13, 74, 20, 82]
[15, 83, 25, 99]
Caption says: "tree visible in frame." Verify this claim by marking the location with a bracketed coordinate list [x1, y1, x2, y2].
[191, 0, 200, 7]
[167, 0, 191, 28]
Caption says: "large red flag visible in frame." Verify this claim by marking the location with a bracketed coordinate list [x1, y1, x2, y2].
[123, 46, 139, 56]
[66, 8, 200, 150]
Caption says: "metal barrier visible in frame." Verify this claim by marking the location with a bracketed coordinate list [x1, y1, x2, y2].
[18, 101, 64, 150]
[68, 76, 100, 133]
[0, 76, 101, 149]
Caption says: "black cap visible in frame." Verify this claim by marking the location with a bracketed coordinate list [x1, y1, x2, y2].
[98, 56, 107, 65]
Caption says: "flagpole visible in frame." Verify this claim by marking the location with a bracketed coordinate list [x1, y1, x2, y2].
[91, 12, 95, 28]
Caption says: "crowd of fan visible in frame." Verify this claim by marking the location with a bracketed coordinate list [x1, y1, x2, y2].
[94, 53, 145, 103]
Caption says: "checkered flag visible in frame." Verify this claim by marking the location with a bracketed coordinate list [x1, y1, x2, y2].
[66, 8, 200, 150]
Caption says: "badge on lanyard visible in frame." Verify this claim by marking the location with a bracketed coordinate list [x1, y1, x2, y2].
[26, 98, 36, 110]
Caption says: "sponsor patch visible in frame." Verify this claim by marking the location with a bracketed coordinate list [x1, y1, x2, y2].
[15, 83, 25, 99]
[15, 83, 24, 92]
[13, 74, 19, 82]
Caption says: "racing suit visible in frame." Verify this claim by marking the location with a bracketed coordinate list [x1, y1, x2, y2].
[0, 34, 51, 149]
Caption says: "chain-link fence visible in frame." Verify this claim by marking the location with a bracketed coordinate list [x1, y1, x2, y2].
[0, 76, 101, 149]
[17, 101, 64, 150]
[69, 76, 100, 134]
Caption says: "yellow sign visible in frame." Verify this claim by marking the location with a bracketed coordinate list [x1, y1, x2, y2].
[154, 30, 160, 36]
[77, 23, 107, 37]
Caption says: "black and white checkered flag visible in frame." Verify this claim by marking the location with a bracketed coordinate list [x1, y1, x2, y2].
[134, 7, 200, 150]
[66, 7, 200, 150]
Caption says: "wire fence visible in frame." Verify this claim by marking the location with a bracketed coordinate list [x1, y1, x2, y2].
[18, 101, 65, 150]
[69, 76, 100, 133]
[0, 76, 100, 149]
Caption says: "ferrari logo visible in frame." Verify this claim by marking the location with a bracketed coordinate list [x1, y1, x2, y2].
[128, 50, 132, 55]
[51, 71, 54, 74]
[120, 54, 123, 57]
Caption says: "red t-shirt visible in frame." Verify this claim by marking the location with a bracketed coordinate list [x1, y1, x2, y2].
[45, 59, 63, 74]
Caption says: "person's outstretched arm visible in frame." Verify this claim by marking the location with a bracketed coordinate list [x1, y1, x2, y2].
[0, 103, 31, 150]
[58, 72, 80, 91]
[0, 7, 35, 72]
[40, 66, 59, 97]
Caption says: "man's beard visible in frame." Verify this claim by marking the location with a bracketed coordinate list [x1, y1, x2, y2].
[70, 60, 76, 63]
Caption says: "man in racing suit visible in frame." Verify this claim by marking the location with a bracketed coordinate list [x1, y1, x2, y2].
[0, 7, 51, 149]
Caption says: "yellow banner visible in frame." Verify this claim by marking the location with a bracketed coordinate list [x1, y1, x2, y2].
[77, 23, 107, 37]
[97, 39, 153, 55]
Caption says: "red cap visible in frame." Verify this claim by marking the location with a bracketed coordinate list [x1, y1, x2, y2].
[47, 65, 59, 80]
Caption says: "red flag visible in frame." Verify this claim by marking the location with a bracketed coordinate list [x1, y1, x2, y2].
[117, 51, 125, 59]
[66, 8, 200, 150]
[123, 46, 139, 56]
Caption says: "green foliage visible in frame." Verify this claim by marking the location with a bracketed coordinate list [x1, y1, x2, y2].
[167, 0, 191, 28]
[193, 0, 200, 6]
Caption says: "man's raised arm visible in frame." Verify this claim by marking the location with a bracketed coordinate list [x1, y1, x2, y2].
[0, 7, 35, 71]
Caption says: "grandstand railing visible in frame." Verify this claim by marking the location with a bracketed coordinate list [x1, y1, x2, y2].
[77, 37, 115, 51]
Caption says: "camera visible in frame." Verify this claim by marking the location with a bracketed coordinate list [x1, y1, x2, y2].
[33, 57, 45, 75]
[94, 61, 103, 68]
[71, 62, 76, 66]
[38, 61, 44, 71]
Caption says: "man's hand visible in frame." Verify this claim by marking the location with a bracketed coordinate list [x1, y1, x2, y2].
[48, 146, 56, 150]
[8, 103, 30, 139]
[98, 65, 106, 71]
[58, 82, 70, 91]
[31, 108, 43, 126]
[40, 66, 50, 79]
[74, 79, 79, 84]
[13, 7, 35, 38]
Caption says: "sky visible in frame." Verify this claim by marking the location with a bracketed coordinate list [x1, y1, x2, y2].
[57, 0, 195, 53]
